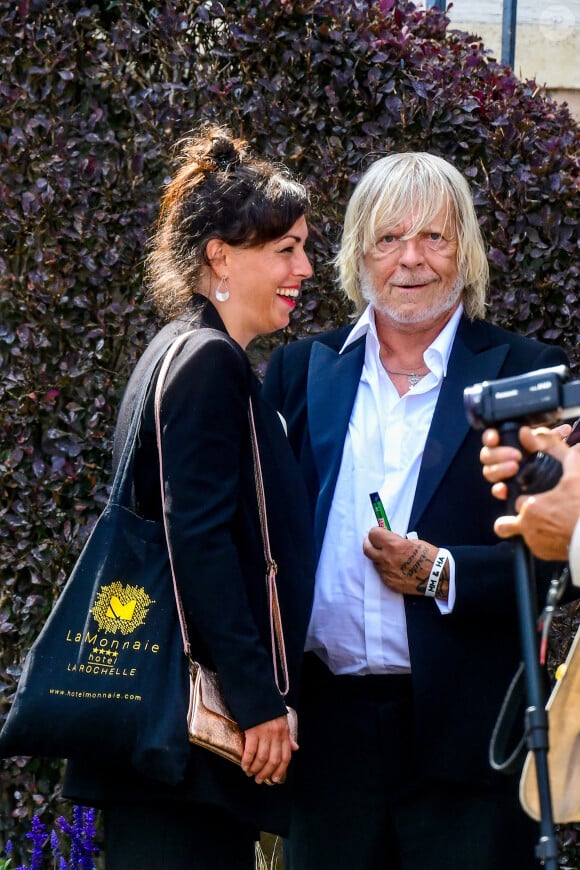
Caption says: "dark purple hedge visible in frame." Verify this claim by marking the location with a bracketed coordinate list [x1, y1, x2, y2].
[0, 0, 578, 862]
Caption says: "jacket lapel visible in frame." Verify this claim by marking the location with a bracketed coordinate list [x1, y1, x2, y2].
[307, 336, 366, 555]
[409, 318, 510, 530]
[305, 317, 513, 546]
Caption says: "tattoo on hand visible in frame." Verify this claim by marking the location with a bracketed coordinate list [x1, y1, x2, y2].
[400, 545, 430, 579]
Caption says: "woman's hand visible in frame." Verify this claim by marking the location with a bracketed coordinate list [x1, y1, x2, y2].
[242, 714, 298, 785]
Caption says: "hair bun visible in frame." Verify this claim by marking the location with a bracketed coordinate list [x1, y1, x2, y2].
[209, 134, 243, 172]
[174, 125, 248, 175]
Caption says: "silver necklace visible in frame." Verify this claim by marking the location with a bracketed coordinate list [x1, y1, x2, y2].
[383, 368, 428, 388]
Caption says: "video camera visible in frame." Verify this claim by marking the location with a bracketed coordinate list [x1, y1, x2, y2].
[464, 365, 580, 495]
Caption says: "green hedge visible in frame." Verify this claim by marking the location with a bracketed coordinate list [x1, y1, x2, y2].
[1, 0, 578, 863]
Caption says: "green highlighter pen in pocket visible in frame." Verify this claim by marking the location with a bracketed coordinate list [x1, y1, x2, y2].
[369, 492, 391, 531]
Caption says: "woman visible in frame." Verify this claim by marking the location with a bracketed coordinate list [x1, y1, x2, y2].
[63, 125, 315, 869]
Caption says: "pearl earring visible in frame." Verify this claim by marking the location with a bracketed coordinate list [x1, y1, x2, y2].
[215, 276, 230, 303]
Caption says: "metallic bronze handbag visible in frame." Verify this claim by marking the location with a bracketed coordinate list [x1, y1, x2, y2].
[187, 661, 298, 768]
[154, 334, 297, 776]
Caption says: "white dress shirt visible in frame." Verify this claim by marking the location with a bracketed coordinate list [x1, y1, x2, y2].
[306, 304, 462, 675]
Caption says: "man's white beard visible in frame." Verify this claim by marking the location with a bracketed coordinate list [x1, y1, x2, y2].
[359, 266, 465, 325]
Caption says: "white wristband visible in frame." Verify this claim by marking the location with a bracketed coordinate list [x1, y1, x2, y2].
[425, 548, 450, 597]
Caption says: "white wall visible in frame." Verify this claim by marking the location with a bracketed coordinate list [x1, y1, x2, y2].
[446, 0, 580, 117]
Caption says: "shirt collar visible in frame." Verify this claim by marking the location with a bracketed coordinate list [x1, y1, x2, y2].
[425, 303, 463, 377]
[340, 306, 374, 353]
[340, 303, 463, 379]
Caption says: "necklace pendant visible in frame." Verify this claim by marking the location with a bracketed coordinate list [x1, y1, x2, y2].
[408, 373, 421, 387]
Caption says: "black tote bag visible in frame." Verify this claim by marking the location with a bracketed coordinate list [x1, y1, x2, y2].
[0, 337, 191, 785]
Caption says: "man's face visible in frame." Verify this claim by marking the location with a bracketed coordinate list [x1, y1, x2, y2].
[360, 205, 463, 329]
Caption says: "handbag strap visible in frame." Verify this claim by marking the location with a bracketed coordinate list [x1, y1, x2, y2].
[248, 399, 290, 697]
[153, 332, 290, 699]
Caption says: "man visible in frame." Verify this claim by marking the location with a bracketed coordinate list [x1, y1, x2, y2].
[262, 152, 568, 870]
[481, 425, 580, 580]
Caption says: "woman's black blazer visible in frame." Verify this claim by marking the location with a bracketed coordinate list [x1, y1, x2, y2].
[64, 301, 315, 835]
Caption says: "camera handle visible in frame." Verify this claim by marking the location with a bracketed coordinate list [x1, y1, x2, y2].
[499, 422, 559, 869]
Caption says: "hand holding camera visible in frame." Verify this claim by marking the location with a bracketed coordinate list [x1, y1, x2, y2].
[481, 425, 580, 563]
[480, 424, 571, 502]
[465, 365, 580, 568]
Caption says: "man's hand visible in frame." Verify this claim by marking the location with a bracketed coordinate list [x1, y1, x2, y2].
[363, 528, 449, 600]
[242, 714, 297, 785]
[480, 424, 571, 501]
[480, 429, 522, 501]
[481, 425, 580, 560]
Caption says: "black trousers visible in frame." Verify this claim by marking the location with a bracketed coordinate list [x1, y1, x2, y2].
[103, 801, 257, 870]
[285, 654, 539, 870]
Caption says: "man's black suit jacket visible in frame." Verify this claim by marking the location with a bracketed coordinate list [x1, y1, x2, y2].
[263, 314, 568, 785]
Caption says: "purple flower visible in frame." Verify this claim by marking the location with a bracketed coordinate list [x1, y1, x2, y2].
[79, 808, 98, 870]
[57, 806, 99, 869]
[15, 805, 98, 870]
[56, 816, 73, 838]
[25, 815, 47, 870]
[50, 829, 60, 853]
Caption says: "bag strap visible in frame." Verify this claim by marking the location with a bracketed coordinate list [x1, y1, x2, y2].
[248, 399, 290, 697]
[108, 337, 178, 508]
[153, 332, 291, 699]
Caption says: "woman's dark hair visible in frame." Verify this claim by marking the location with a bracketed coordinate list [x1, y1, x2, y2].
[146, 123, 309, 319]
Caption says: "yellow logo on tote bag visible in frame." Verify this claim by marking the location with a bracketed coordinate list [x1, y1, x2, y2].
[91, 582, 154, 636]
[106, 596, 136, 621]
